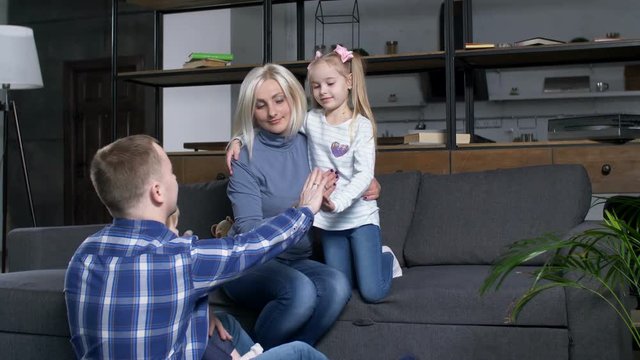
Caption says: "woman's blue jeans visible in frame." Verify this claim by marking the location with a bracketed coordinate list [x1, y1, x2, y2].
[213, 312, 328, 360]
[222, 258, 351, 349]
[320, 224, 393, 303]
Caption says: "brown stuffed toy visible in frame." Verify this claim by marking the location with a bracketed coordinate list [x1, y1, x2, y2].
[211, 216, 234, 238]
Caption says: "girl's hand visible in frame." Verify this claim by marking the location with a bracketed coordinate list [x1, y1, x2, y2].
[321, 169, 337, 198]
[321, 196, 336, 212]
[225, 139, 242, 175]
[362, 177, 381, 201]
[209, 307, 233, 340]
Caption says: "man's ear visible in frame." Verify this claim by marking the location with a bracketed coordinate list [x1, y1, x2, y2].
[150, 181, 163, 204]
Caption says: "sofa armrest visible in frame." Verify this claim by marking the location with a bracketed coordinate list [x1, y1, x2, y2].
[565, 276, 633, 359]
[562, 219, 633, 359]
[7, 224, 105, 272]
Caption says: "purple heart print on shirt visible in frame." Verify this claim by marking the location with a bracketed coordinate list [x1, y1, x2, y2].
[331, 142, 349, 157]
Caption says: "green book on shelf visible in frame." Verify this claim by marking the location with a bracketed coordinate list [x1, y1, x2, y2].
[187, 52, 234, 62]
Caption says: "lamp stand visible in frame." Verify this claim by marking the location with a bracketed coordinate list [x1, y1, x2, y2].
[1, 84, 37, 273]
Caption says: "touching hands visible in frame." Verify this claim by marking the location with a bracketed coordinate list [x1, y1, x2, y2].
[321, 170, 337, 212]
[225, 139, 242, 175]
[298, 168, 330, 214]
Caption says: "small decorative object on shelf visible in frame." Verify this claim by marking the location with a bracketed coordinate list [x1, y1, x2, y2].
[182, 58, 230, 69]
[385, 40, 398, 54]
[403, 130, 471, 145]
[464, 42, 495, 50]
[513, 37, 565, 46]
[594, 32, 622, 42]
[314, 0, 360, 54]
[186, 52, 234, 62]
[183, 52, 233, 69]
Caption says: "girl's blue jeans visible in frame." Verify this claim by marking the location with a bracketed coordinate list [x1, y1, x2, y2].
[320, 224, 393, 303]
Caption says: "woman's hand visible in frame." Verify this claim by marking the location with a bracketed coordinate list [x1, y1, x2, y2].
[225, 139, 242, 175]
[298, 168, 330, 214]
[362, 177, 381, 201]
[209, 307, 232, 340]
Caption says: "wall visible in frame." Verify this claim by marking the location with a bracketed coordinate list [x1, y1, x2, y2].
[163, 9, 231, 152]
[7, 0, 155, 228]
[0, 0, 6, 23]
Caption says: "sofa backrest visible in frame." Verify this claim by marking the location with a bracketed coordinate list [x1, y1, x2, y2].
[7, 224, 105, 272]
[377, 171, 422, 267]
[177, 179, 233, 239]
[404, 164, 591, 266]
[7, 180, 232, 272]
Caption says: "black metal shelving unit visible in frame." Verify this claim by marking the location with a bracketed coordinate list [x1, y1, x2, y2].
[111, 0, 309, 141]
[113, 0, 640, 150]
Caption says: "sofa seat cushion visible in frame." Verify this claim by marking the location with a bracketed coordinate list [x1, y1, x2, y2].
[0, 269, 69, 337]
[338, 265, 567, 327]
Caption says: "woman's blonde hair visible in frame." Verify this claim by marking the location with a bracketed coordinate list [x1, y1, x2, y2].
[233, 63, 307, 158]
[90, 134, 162, 217]
[307, 48, 377, 142]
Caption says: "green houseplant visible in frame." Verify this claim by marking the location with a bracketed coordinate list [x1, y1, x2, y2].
[480, 196, 640, 348]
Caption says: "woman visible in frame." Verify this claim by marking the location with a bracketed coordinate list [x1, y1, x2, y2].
[222, 64, 379, 349]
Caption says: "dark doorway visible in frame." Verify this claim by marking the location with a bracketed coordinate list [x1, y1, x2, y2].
[63, 57, 145, 225]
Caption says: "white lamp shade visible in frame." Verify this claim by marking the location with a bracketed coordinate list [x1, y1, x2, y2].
[0, 25, 43, 89]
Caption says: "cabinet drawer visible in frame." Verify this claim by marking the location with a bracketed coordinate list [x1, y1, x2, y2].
[553, 145, 640, 193]
[169, 152, 229, 184]
[451, 148, 553, 173]
[376, 150, 449, 175]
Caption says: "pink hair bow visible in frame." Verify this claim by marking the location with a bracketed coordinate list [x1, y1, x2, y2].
[334, 45, 353, 63]
[307, 50, 323, 69]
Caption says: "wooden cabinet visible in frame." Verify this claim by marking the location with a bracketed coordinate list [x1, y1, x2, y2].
[451, 148, 553, 174]
[376, 149, 449, 175]
[171, 144, 640, 194]
[553, 145, 640, 193]
[169, 152, 229, 184]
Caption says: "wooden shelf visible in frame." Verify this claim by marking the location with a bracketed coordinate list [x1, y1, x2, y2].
[118, 51, 445, 88]
[457, 40, 640, 69]
[125, 0, 309, 11]
[119, 62, 269, 87]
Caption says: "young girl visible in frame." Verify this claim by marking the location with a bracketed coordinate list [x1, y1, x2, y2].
[304, 45, 401, 303]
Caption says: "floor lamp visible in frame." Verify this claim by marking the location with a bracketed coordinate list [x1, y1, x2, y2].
[0, 25, 43, 272]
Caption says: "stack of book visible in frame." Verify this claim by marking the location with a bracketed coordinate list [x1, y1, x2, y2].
[403, 130, 471, 145]
[183, 52, 234, 69]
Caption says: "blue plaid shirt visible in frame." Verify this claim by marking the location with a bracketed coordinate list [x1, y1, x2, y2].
[64, 207, 313, 360]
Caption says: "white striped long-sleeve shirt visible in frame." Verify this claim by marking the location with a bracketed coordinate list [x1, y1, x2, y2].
[304, 108, 380, 230]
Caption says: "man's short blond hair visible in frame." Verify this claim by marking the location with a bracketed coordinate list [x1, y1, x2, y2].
[90, 134, 162, 217]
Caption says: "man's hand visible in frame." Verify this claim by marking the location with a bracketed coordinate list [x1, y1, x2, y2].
[225, 139, 242, 175]
[209, 307, 232, 340]
[298, 168, 330, 214]
[362, 177, 381, 201]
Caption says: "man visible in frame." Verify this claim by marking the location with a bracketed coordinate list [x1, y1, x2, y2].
[64, 135, 329, 359]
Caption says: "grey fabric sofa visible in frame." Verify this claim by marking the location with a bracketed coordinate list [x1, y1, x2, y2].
[0, 165, 632, 359]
